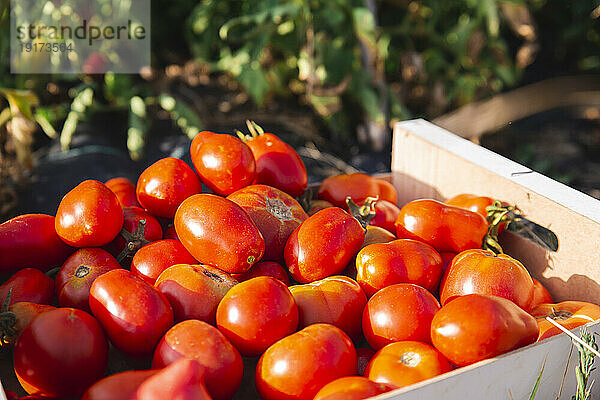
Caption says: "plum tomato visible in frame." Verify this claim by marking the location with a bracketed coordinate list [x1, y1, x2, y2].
[227, 184, 308, 261]
[82, 370, 158, 400]
[318, 173, 397, 208]
[55, 180, 124, 247]
[89, 269, 173, 357]
[155, 263, 237, 324]
[14, 308, 108, 398]
[131, 239, 197, 286]
[530, 278, 553, 310]
[0, 214, 73, 275]
[362, 283, 440, 349]
[175, 194, 265, 274]
[289, 275, 367, 341]
[134, 358, 211, 400]
[307, 200, 334, 216]
[216, 276, 298, 356]
[313, 376, 393, 400]
[367, 199, 400, 233]
[136, 157, 201, 218]
[439, 249, 534, 310]
[356, 347, 376, 376]
[0, 268, 54, 306]
[285, 207, 365, 283]
[56, 248, 121, 312]
[446, 193, 507, 234]
[232, 261, 290, 285]
[190, 131, 256, 196]
[356, 239, 443, 297]
[105, 177, 140, 208]
[365, 341, 452, 389]
[395, 199, 488, 253]
[152, 319, 243, 400]
[431, 294, 538, 366]
[0, 302, 55, 347]
[256, 323, 357, 400]
[530, 301, 600, 341]
[105, 206, 163, 263]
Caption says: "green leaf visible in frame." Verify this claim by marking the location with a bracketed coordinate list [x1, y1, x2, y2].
[158, 94, 203, 139]
[127, 96, 147, 160]
[238, 67, 270, 105]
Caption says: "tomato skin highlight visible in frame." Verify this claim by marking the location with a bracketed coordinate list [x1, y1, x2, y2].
[531, 301, 600, 341]
[313, 376, 393, 400]
[284, 207, 365, 283]
[89, 269, 174, 357]
[430, 294, 539, 366]
[0, 214, 73, 275]
[131, 239, 197, 286]
[55, 180, 124, 247]
[136, 157, 202, 218]
[14, 308, 108, 399]
[175, 194, 265, 274]
[318, 173, 397, 208]
[256, 323, 357, 400]
[82, 369, 158, 400]
[0, 268, 54, 306]
[105, 177, 140, 208]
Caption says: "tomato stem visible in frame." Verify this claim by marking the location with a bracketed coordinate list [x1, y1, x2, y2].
[0, 288, 15, 346]
[116, 219, 151, 264]
[346, 196, 376, 230]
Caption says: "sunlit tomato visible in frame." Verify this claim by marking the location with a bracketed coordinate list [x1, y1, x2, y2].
[0, 268, 54, 306]
[56, 248, 121, 312]
[356, 347, 376, 376]
[289, 276, 367, 341]
[439, 249, 534, 310]
[105, 177, 140, 208]
[0, 214, 73, 275]
[445, 194, 507, 234]
[89, 269, 173, 356]
[395, 199, 488, 253]
[131, 239, 197, 286]
[365, 341, 452, 388]
[356, 239, 443, 297]
[136, 157, 202, 218]
[285, 207, 365, 283]
[82, 370, 158, 400]
[313, 376, 392, 400]
[0, 302, 55, 347]
[216, 276, 298, 356]
[190, 132, 256, 196]
[152, 319, 243, 400]
[55, 180, 124, 247]
[318, 173, 397, 208]
[155, 263, 237, 324]
[14, 308, 108, 398]
[367, 200, 400, 233]
[134, 358, 211, 400]
[431, 294, 538, 366]
[530, 278, 553, 310]
[105, 207, 163, 262]
[531, 301, 600, 341]
[232, 261, 290, 286]
[227, 184, 308, 261]
[342, 226, 397, 280]
[307, 200, 334, 216]
[175, 194, 265, 274]
[362, 283, 440, 349]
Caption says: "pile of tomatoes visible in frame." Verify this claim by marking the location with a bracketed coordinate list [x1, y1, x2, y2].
[0, 123, 599, 400]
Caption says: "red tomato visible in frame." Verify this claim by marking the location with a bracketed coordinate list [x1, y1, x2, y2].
[232, 261, 290, 286]
[175, 194, 265, 274]
[0, 214, 73, 275]
[105, 177, 140, 208]
[240, 123, 308, 197]
[152, 319, 243, 400]
[439, 249, 534, 310]
[0, 268, 54, 306]
[131, 239, 197, 286]
[356, 347, 376, 376]
[105, 207, 163, 262]
[289, 275, 367, 341]
[446, 194, 507, 234]
[531, 301, 600, 341]
[134, 358, 211, 400]
[190, 132, 255, 196]
[318, 173, 397, 208]
[0, 302, 55, 347]
[227, 184, 308, 261]
[313, 376, 392, 400]
[136, 157, 202, 218]
[55, 180, 124, 247]
[55, 248, 121, 312]
[89, 269, 173, 356]
[155, 263, 238, 324]
[365, 341, 452, 388]
[285, 207, 365, 283]
[356, 239, 443, 297]
[307, 200, 334, 216]
[82, 370, 158, 400]
[395, 199, 488, 253]
[431, 294, 538, 366]
[362, 225, 396, 247]
[362, 283, 440, 349]
[14, 308, 108, 398]
[256, 323, 357, 400]
[367, 199, 400, 233]
[440, 252, 456, 273]
[216, 276, 298, 356]
[530, 278, 553, 310]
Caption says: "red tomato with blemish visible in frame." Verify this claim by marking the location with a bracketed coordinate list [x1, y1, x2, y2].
[0, 268, 54, 306]
[82, 370, 158, 400]
[131, 239, 197, 286]
[531, 301, 600, 341]
[105, 207, 163, 262]
[105, 177, 140, 208]
[232, 261, 290, 286]
[55, 180, 124, 247]
[136, 157, 202, 218]
[313, 376, 393, 400]
[318, 173, 397, 208]
[368, 199, 400, 233]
